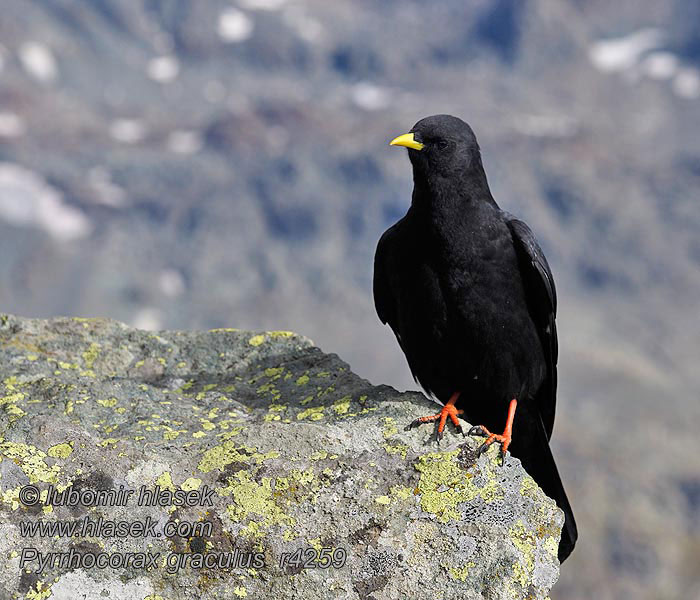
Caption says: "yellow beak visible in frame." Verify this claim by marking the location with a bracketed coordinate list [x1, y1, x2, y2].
[389, 132, 424, 151]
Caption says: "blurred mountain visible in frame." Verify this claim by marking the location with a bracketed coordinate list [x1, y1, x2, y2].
[0, 1, 699, 598]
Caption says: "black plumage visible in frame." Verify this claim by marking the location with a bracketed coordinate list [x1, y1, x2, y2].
[374, 114, 577, 562]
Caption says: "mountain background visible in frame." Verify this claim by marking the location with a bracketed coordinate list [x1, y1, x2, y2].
[1, 1, 699, 598]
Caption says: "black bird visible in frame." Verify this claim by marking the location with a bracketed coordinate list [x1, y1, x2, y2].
[373, 114, 577, 562]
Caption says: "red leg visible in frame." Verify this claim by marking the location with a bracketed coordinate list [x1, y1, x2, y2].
[468, 398, 517, 464]
[405, 392, 463, 442]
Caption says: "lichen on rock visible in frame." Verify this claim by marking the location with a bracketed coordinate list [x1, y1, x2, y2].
[0, 315, 562, 599]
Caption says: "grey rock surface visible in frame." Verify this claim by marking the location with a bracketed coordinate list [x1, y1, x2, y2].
[0, 315, 562, 599]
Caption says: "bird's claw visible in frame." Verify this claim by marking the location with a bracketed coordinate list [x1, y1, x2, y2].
[468, 425, 489, 437]
[404, 419, 423, 431]
[406, 392, 464, 443]
[475, 433, 510, 466]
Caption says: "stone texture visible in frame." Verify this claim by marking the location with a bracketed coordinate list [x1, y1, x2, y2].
[0, 315, 562, 599]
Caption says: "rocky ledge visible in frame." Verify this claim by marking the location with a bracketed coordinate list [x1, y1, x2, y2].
[0, 315, 562, 600]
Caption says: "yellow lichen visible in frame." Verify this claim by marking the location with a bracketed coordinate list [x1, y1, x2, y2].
[198, 441, 248, 472]
[414, 449, 503, 522]
[25, 580, 53, 600]
[156, 471, 176, 492]
[163, 426, 186, 441]
[96, 398, 117, 408]
[220, 470, 295, 537]
[283, 528, 298, 541]
[182, 477, 202, 491]
[47, 443, 73, 459]
[1, 377, 27, 422]
[290, 467, 315, 486]
[390, 485, 413, 501]
[1, 485, 22, 510]
[332, 395, 351, 415]
[383, 442, 408, 459]
[197, 441, 278, 473]
[543, 535, 558, 557]
[448, 561, 476, 582]
[307, 537, 322, 551]
[0, 441, 61, 484]
[267, 331, 295, 339]
[248, 335, 265, 347]
[296, 406, 324, 421]
[274, 477, 289, 491]
[382, 417, 399, 438]
[509, 520, 536, 588]
[0, 392, 26, 421]
[82, 342, 101, 369]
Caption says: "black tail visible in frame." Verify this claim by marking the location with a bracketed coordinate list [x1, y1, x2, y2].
[513, 414, 578, 562]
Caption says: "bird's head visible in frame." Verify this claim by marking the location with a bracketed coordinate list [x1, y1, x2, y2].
[389, 114, 483, 182]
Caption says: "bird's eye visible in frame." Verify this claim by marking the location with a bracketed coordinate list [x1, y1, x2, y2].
[436, 139, 449, 150]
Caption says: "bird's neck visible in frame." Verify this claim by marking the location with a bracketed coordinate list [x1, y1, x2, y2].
[410, 166, 497, 223]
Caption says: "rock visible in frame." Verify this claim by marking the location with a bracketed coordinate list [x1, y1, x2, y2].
[0, 315, 562, 599]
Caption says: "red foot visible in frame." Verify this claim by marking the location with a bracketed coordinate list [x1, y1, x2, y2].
[405, 392, 463, 442]
[468, 398, 517, 464]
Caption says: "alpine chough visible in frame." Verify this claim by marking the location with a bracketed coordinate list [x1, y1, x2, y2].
[373, 114, 577, 562]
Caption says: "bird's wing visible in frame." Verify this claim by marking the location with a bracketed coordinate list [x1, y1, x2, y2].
[373, 226, 401, 340]
[374, 219, 421, 370]
[373, 218, 450, 399]
[505, 214, 558, 440]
